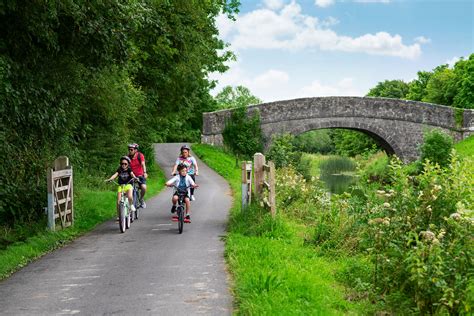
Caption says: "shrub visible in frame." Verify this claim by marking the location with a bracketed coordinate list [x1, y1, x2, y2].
[222, 106, 264, 159]
[266, 133, 299, 168]
[420, 129, 454, 168]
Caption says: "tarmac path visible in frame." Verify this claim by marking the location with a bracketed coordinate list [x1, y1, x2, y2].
[0, 143, 233, 315]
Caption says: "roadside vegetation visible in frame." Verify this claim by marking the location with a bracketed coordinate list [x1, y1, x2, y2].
[205, 84, 474, 315]
[192, 144, 373, 315]
[0, 168, 166, 280]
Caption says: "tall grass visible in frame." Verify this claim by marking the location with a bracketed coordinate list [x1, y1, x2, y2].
[192, 144, 372, 315]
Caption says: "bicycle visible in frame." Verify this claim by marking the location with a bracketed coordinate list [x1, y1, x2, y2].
[108, 179, 135, 233]
[131, 178, 142, 221]
[171, 185, 192, 234]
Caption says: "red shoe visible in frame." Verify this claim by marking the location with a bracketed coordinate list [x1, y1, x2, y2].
[184, 215, 191, 223]
[171, 215, 178, 221]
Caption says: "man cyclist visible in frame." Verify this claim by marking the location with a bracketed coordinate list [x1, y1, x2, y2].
[128, 143, 147, 208]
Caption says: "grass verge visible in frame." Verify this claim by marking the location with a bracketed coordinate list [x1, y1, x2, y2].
[192, 144, 371, 315]
[455, 135, 474, 158]
[0, 168, 166, 280]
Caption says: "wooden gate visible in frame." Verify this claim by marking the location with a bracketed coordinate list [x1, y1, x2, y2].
[47, 156, 74, 230]
[253, 153, 276, 217]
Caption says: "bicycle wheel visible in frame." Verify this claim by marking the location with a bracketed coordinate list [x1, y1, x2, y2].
[177, 206, 184, 234]
[126, 206, 131, 229]
[119, 203, 126, 233]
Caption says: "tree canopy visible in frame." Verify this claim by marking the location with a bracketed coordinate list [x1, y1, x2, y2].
[0, 0, 240, 225]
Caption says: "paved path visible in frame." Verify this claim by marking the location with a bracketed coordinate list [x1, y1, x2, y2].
[0, 143, 233, 315]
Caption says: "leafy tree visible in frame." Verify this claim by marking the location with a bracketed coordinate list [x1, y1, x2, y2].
[331, 130, 379, 157]
[452, 54, 474, 109]
[406, 71, 432, 101]
[215, 85, 262, 110]
[366, 80, 409, 99]
[293, 130, 335, 154]
[423, 65, 457, 106]
[222, 106, 264, 159]
[0, 0, 240, 225]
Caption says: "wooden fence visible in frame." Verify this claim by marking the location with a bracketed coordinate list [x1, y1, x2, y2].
[47, 156, 74, 231]
[253, 153, 276, 217]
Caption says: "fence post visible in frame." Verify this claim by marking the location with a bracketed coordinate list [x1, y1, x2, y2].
[253, 153, 265, 199]
[241, 161, 252, 209]
[268, 161, 276, 217]
[47, 168, 55, 231]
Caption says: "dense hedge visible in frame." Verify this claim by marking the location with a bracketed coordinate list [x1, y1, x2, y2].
[0, 0, 239, 225]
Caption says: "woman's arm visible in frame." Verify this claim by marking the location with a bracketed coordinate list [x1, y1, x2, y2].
[106, 172, 118, 182]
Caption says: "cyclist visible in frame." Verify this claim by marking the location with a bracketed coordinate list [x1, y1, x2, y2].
[106, 156, 137, 219]
[128, 143, 147, 208]
[171, 145, 199, 201]
[166, 164, 198, 223]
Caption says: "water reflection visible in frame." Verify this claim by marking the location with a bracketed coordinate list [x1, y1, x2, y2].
[319, 156, 356, 194]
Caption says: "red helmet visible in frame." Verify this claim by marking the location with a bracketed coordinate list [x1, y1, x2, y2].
[128, 143, 139, 149]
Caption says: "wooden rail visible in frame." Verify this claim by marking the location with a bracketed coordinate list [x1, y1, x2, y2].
[47, 156, 74, 231]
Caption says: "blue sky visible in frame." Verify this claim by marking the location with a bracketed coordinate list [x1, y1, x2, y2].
[211, 0, 473, 102]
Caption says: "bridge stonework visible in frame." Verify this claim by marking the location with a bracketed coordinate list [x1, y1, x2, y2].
[202, 97, 474, 162]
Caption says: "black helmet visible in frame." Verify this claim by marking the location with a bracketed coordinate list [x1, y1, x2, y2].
[180, 145, 190, 152]
[128, 143, 139, 149]
[120, 156, 131, 164]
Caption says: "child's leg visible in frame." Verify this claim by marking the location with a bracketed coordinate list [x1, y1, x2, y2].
[117, 192, 122, 216]
[127, 189, 133, 207]
[172, 195, 178, 205]
[185, 197, 191, 214]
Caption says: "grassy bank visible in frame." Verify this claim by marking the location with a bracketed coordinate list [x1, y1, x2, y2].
[192, 144, 371, 315]
[0, 168, 166, 280]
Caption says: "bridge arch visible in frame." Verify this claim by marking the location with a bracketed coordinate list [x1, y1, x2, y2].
[287, 119, 399, 157]
[202, 97, 474, 162]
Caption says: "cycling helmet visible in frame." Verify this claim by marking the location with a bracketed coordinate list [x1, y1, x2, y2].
[120, 156, 131, 164]
[128, 143, 139, 149]
[180, 145, 190, 152]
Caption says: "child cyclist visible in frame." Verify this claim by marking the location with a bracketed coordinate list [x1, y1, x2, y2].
[171, 145, 199, 201]
[106, 156, 137, 218]
[166, 164, 198, 223]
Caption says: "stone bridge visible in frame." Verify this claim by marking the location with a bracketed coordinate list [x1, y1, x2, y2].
[201, 97, 474, 162]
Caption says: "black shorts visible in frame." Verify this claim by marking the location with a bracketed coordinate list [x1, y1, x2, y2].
[173, 192, 189, 199]
[137, 176, 147, 185]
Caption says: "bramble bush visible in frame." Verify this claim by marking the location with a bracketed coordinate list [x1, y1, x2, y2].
[363, 155, 474, 314]
[273, 152, 473, 314]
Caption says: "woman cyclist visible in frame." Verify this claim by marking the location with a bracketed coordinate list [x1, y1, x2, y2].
[171, 145, 199, 200]
[106, 156, 137, 219]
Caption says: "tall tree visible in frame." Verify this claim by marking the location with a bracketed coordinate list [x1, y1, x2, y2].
[423, 65, 456, 106]
[214, 85, 262, 109]
[366, 80, 409, 99]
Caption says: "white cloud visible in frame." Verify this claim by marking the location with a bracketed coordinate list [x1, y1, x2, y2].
[263, 0, 285, 10]
[315, 0, 335, 8]
[414, 36, 431, 44]
[209, 59, 291, 102]
[446, 56, 460, 68]
[298, 78, 365, 97]
[218, 1, 423, 59]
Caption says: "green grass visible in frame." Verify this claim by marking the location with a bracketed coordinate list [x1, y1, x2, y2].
[0, 168, 166, 280]
[455, 135, 474, 158]
[192, 144, 371, 315]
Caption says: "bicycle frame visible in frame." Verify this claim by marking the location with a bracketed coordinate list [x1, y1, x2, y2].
[173, 186, 191, 234]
